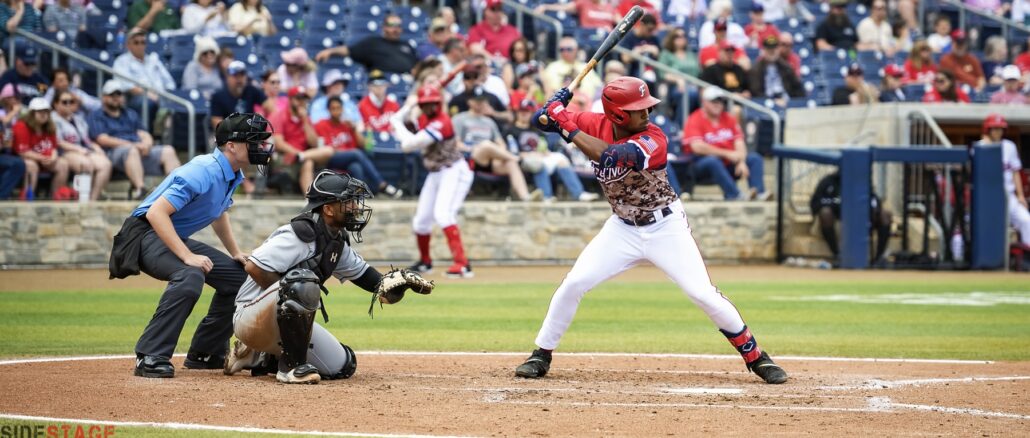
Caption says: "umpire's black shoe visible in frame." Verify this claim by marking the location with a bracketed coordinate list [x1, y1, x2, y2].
[183, 351, 225, 369]
[515, 349, 552, 378]
[747, 351, 788, 384]
[134, 355, 174, 378]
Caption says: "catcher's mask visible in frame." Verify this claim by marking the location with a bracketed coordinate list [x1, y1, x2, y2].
[215, 112, 274, 171]
[304, 170, 373, 242]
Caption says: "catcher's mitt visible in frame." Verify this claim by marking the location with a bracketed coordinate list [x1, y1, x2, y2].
[368, 267, 434, 317]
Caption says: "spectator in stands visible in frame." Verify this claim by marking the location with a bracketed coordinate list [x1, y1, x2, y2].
[309, 96, 401, 198]
[0, 44, 46, 105]
[210, 61, 271, 128]
[779, 33, 802, 79]
[468, 0, 522, 60]
[617, 0, 663, 25]
[590, 59, 627, 112]
[683, 87, 769, 201]
[449, 64, 511, 121]
[181, 0, 229, 37]
[922, 70, 970, 103]
[501, 37, 535, 90]
[505, 99, 598, 202]
[276, 48, 317, 99]
[744, 3, 781, 49]
[510, 61, 544, 108]
[0, 83, 21, 139]
[698, 1, 747, 48]
[856, 0, 897, 57]
[665, 0, 708, 23]
[113, 28, 176, 128]
[878, 64, 908, 102]
[749, 35, 804, 103]
[0, 0, 42, 46]
[889, 17, 913, 54]
[990, 65, 1027, 104]
[358, 69, 399, 133]
[315, 14, 417, 75]
[0, 148, 23, 199]
[939, 30, 985, 92]
[42, 0, 86, 41]
[700, 41, 750, 97]
[698, 18, 750, 69]
[809, 171, 892, 264]
[783, 0, 816, 22]
[256, 69, 285, 117]
[14, 97, 67, 198]
[417, 17, 453, 61]
[181, 36, 223, 100]
[453, 87, 538, 202]
[310, 69, 361, 127]
[467, 54, 511, 108]
[269, 86, 320, 191]
[755, 0, 787, 21]
[226, 0, 274, 37]
[89, 80, 180, 199]
[658, 27, 700, 106]
[926, 16, 952, 54]
[815, 0, 857, 53]
[1016, 36, 1030, 74]
[535, 0, 618, 31]
[832, 64, 879, 105]
[620, 13, 662, 85]
[964, 0, 1009, 16]
[41, 68, 99, 114]
[1014, 0, 1030, 25]
[52, 90, 111, 201]
[127, 0, 181, 34]
[439, 37, 468, 96]
[903, 39, 937, 85]
[981, 36, 1009, 86]
[544, 37, 602, 111]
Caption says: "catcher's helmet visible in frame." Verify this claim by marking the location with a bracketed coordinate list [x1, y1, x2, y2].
[215, 112, 274, 165]
[304, 170, 373, 239]
[601, 76, 661, 127]
[983, 113, 1008, 133]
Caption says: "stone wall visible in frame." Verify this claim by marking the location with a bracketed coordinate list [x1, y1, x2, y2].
[0, 200, 776, 267]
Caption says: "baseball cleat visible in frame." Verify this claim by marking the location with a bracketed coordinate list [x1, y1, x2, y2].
[134, 355, 174, 378]
[515, 349, 552, 378]
[747, 352, 788, 384]
[184, 350, 225, 369]
[223, 340, 261, 376]
[277, 363, 321, 384]
[445, 263, 474, 279]
[409, 261, 433, 274]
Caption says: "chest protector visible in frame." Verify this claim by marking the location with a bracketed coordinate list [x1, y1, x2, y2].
[288, 212, 348, 322]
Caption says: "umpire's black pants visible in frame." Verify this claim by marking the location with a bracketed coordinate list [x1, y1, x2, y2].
[135, 230, 247, 359]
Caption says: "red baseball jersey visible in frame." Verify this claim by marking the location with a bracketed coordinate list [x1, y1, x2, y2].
[314, 119, 359, 151]
[12, 120, 57, 157]
[358, 96, 400, 133]
[569, 111, 677, 223]
[682, 109, 742, 156]
[417, 111, 463, 172]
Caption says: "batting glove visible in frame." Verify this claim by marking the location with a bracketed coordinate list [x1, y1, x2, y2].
[546, 101, 580, 142]
[546, 87, 574, 106]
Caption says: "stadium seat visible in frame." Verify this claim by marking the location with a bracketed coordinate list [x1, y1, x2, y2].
[166, 89, 211, 153]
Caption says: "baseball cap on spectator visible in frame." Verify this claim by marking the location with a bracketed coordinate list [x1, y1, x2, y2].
[102, 80, 124, 95]
[714, 18, 728, 32]
[127, 27, 147, 39]
[280, 47, 310, 66]
[750, 3, 764, 13]
[515, 98, 537, 112]
[485, 0, 502, 9]
[15, 45, 38, 64]
[515, 62, 538, 78]
[430, 17, 448, 32]
[883, 64, 904, 78]
[951, 29, 967, 43]
[702, 87, 727, 102]
[287, 86, 309, 99]
[368, 69, 389, 85]
[846, 64, 863, 76]
[28, 97, 50, 111]
[227, 60, 248, 76]
[469, 86, 488, 101]
[0, 84, 14, 99]
[321, 69, 351, 88]
[762, 35, 779, 49]
[1002, 64, 1022, 81]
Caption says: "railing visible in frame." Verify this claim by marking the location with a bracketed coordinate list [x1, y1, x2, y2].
[502, 0, 564, 58]
[904, 108, 955, 254]
[927, 0, 1030, 43]
[13, 30, 200, 159]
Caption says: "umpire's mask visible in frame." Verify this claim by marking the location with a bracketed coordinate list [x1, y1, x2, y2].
[305, 170, 374, 242]
[215, 112, 274, 173]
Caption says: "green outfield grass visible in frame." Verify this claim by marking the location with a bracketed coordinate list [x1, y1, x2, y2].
[1, 275, 1029, 361]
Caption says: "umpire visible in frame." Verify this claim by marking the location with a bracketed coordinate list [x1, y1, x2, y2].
[110, 113, 274, 378]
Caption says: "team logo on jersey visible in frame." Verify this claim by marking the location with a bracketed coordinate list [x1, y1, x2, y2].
[636, 135, 658, 155]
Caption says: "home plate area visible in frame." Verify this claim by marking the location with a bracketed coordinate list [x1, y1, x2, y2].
[1, 352, 1027, 436]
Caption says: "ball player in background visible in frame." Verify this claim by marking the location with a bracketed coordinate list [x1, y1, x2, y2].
[389, 86, 474, 278]
[514, 78, 788, 384]
[978, 114, 1029, 248]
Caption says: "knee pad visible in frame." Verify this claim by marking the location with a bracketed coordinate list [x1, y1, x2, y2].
[276, 269, 321, 369]
[323, 343, 357, 380]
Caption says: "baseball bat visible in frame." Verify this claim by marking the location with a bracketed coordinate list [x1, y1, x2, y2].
[538, 5, 646, 125]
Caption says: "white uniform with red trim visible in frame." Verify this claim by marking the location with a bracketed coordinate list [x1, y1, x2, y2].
[532, 111, 750, 351]
[994, 139, 1030, 246]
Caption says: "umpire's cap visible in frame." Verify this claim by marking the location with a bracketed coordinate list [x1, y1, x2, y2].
[304, 170, 373, 212]
[215, 112, 272, 146]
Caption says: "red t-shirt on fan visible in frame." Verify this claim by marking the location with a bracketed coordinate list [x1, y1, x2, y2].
[358, 95, 400, 132]
[12, 120, 57, 157]
[314, 119, 359, 151]
[268, 110, 312, 164]
[682, 109, 742, 156]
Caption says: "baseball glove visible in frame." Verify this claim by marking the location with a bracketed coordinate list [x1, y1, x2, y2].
[368, 267, 435, 317]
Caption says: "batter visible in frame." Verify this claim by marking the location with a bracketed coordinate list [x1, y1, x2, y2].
[514, 79, 788, 384]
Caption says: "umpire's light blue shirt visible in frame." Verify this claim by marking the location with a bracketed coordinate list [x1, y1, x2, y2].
[132, 148, 243, 239]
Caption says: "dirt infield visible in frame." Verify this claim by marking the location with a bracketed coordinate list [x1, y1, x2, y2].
[0, 353, 1027, 436]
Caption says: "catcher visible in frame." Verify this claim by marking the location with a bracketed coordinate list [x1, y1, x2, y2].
[224, 170, 433, 384]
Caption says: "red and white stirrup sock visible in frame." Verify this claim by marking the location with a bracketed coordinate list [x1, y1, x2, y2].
[416, 234, 432, 264]
[721, 325, 763, 364]
[442, 225, 468, 266]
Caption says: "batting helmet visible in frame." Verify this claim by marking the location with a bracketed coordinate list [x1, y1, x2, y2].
[601, 77, 661, 127]
[416, 86, 443, 104]
[983, 113, 1008, 133]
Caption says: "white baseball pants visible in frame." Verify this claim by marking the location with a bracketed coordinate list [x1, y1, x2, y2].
[413, 161, 473, 234]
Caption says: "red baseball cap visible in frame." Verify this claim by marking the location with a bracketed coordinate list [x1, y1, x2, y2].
[485, 0, 502, 9]
[714, 18, 728, 31]
[287, 86, 308, 98]
[951, 29, 967, 42]
[883, 64, 904, 78]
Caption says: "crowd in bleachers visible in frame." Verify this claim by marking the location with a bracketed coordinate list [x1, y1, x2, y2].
[0, 0, 1026, 202]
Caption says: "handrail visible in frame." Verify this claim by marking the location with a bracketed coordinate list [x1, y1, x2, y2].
[502, 0, 564, 57]
[614, 45, 783, 144]
[930, 0, 1030, 45]
[908, 108, 953, 147]
[13, 29, 199, 159]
